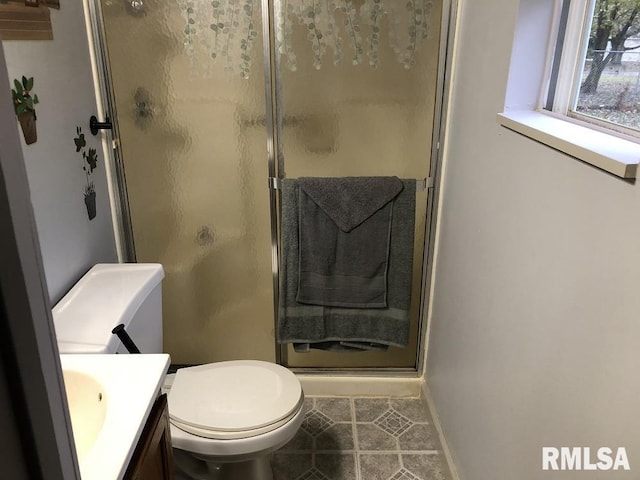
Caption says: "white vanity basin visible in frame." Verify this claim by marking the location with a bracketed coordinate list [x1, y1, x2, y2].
[60, 354, 170, 480]
[62, 369, 108, 462]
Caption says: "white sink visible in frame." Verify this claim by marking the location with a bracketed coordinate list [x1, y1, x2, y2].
[62, 369, 108, 462]
[60, 354, 170, 480]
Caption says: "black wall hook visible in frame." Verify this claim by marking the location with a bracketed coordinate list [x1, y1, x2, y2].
[90, 115, 113, 136]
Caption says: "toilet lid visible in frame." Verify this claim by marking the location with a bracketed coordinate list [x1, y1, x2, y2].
[168, 360, 303, 440]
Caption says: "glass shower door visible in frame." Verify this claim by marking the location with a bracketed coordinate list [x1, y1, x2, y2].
[96, 0, 442, 369]
[275, 0, 442, 368]
[99, 0, 275, 364]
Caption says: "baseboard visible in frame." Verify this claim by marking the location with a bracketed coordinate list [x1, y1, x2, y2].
[421, 381, 462, 480]
[296, 375, 422, 397]
[167, 370, 422, 398]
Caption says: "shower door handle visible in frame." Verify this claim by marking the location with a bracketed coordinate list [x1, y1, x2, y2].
[90, 115, 113, 135]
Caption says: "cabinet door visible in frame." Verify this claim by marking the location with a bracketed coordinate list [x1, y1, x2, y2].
[124, 394, 174, 480]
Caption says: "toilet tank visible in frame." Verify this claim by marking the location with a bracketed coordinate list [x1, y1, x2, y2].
[53, 263, 164, 354]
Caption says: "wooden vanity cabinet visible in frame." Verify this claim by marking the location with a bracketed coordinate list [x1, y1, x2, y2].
[124, 393, 175, 480]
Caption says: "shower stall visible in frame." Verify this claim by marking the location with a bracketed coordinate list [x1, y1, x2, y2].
[89, 0, 448, 370]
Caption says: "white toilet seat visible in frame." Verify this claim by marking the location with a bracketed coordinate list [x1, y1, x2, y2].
[168, 360, 304, 440]
[169, 402, 306, 459]
[170, 401, 303, 440]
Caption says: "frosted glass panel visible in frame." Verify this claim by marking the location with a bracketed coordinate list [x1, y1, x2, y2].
[277, 1, 442, 368]
[100, 0, 273, 364]
[99, 0, 441, 369]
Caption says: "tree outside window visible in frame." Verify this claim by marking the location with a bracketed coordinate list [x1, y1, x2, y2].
[575, 0, 640, 131]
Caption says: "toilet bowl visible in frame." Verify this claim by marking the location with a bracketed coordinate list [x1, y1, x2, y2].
[52, 263, 304, 480]
[168, 360, 305, 480]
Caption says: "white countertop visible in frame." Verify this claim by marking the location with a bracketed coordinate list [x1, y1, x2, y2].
[60, 354, 170, 480]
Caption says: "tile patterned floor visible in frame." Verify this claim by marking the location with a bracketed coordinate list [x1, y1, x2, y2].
[273, 395, 452, 480]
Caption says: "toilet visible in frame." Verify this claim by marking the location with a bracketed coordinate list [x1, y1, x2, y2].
[53, 263, 304, 480]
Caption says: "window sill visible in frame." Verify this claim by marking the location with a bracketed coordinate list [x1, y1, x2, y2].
[497, 110, 639, 179]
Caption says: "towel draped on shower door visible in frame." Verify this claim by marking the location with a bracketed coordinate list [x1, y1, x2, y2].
[297, 176, 404, 308]
[278, 177, 416, 352]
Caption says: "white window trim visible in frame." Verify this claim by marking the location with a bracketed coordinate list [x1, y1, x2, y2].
[498, 110, 638, 178]
[548, 0, 594, 114]
[498, 0, 640, 180]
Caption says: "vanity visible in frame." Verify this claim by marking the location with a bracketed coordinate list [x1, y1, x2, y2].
[60, 354, 173, 480]
[124, 393, 173, 480]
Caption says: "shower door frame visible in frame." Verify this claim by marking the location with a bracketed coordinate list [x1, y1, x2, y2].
[85, 0, 459, 375]
[86, 0, 137, 263]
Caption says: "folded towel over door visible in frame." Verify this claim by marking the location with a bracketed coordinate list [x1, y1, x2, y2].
[297, 176, 404, 308]
[278, 177, 415, 351]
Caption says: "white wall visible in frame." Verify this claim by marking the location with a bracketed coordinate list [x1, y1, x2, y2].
[0, 41, 79, 480]
[427, 1, 640, 479]
[2, 3, 117, 304]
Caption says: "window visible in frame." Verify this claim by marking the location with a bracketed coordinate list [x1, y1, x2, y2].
[497, 0, 640, 179]
[546, 0, 640, 140]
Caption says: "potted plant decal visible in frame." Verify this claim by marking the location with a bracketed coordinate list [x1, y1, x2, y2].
[74, 127, 98, 220]
[11, 76, 39, 145]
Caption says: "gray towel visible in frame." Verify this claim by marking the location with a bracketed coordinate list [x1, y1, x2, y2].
[278, 178, 415, 351]
[297, 177, 404, 308]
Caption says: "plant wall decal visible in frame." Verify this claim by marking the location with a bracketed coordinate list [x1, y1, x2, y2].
[341, 0, 363, 66]
[387, 0, 432, 69]
[11, 75, 39, 145]
[177, 0, 433, 77]
[74, 126, 99, 221]
[178, 0, 259, 78]
[363, 0, 383, 68]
